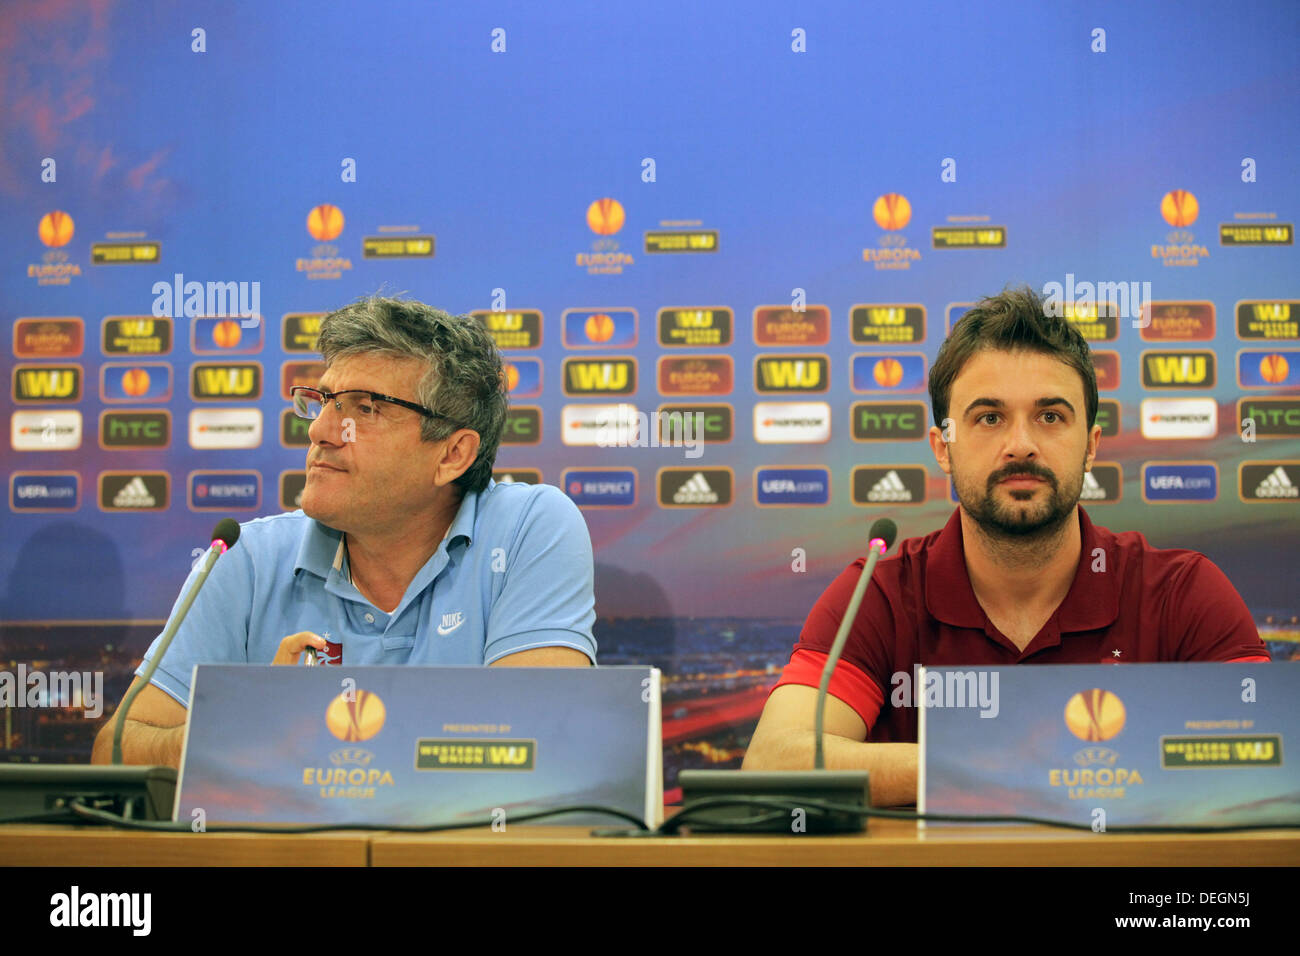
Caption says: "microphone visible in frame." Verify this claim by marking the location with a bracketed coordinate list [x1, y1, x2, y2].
[675, 516, 898, 832]
[814, 518, 896, 769]
[111, 518, 241, 765]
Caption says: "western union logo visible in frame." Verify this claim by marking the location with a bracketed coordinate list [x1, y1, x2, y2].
[472, 309, 542, 349]
[13, 366, 81, 402]
[1220, 223, 1293, 245]
[850, 304, 925, 344]
[415, 738, 535, 770]
[563, 358, 636, 395]
[932, 226, 1007, 248]
[103, 316, 172, 354]
[282, 313, 324, 352]
[1141, 351, 1215, 388]
[755, 356, 828, 392]
[191, 363, 262, 399]
[1161, 734, 1282, 767]
[658, 307, 733, 347]
[1237, 301, 1299, 340]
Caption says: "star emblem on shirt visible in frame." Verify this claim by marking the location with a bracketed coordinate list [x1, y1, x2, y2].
[1111, 649, 1122, 658]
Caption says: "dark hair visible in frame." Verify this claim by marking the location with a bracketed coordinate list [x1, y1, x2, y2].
[928, 285, 1098, 430]
[316, 296, 508, 494]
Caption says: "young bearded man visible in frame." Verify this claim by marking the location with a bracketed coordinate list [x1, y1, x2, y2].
[93, 297, 595, 768]
[743, 286, 1270, 805]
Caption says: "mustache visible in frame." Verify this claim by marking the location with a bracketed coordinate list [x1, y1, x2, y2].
[989, 463, 1056, 486]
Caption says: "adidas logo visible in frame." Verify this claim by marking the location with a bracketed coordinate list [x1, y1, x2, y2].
[867, 469, 912, 502]
[113, 476, 156, 508]
[673, 472, 718, 504]
[1080, 471, 1107, 500]
[1255, 466, 1298, 498]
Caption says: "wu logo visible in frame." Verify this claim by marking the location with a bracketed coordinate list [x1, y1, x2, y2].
[1143, 352, 1212, 387]
[676, 310, 713, 327]
[564, 359, 635, 395]
[868, 308, 905, 325]
[488, 745, 529, 764]
[192, 364, 260, 398]
[486, 313, 522, 330]
[757, 357, 826, 392]
[15, 368, 79, 400]
[119, 319, 155, 336]
[1255, 303, 1290, 320]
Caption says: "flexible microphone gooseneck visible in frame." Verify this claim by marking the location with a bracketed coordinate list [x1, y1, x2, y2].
[111, 518, 241, 765]
[813, 517, 897, 770]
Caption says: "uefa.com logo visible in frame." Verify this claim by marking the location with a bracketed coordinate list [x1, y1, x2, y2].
[151, 272, 260, 325]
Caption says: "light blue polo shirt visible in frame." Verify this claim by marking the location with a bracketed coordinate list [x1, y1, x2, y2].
[137, 479, 597, 707]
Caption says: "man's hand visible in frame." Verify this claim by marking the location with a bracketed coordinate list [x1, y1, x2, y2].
[271, 631, 328, 665]
[743, 684, 918, 807]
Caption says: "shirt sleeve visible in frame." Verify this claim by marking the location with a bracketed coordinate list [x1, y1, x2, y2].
[134, 539, 255, 706]
[772, 647, 885, 730]
[484, 485, 597, 664]
[1166, 554, 1271, 662]
[772, 558, 896, 731]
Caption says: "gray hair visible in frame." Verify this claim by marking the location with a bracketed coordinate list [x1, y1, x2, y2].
[316, 296, 508, 494]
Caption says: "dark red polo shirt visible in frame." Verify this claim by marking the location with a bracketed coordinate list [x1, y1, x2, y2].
[774, 505, 1271, 743]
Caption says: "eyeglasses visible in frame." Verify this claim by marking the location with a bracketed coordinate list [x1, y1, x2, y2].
[290, 386, 464, 429]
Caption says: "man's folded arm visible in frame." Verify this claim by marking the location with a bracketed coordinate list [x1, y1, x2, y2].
[91, 677, 188, 767]
[93, 534, 256, 766]
[743, 651, 918, 807]
[743, 685, 918, 807]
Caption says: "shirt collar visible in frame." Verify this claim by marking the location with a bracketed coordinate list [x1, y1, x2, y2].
[293, 482, 486, 582]
[924, 504, 1119, 633]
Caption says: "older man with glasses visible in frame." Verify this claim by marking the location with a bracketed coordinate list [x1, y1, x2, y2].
[93, 297, 595, 768]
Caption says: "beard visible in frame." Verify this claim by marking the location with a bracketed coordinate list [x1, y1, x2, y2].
[952, 454, 1086, 540]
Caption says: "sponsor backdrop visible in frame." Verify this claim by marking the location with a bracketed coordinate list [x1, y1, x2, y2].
[1, 2, 1298, 791]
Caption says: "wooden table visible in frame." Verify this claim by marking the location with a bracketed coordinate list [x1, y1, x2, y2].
[2, 819, 1296, 866]
[0, 824, 371, 866]
[367, 818, 1300, 866]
